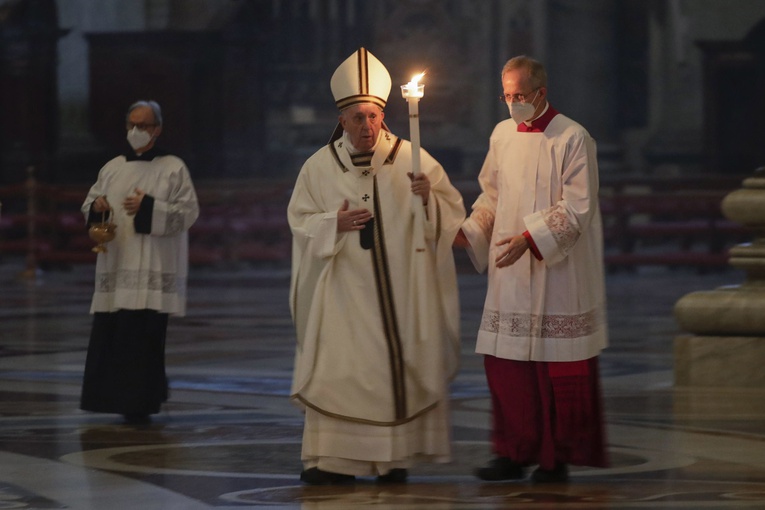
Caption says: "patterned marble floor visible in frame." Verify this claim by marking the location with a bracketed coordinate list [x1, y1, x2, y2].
[1, 256, 764, 509]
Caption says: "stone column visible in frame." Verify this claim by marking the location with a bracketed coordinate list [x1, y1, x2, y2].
[674, 168, 765, 387]
[546, 0, 622, 170]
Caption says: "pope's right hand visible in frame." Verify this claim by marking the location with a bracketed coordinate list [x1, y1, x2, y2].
[337, 199, 373, 232]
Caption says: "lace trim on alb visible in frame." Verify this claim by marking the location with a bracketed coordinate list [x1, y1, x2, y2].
[96, 270, 178, 293]
[542, 206, 578, 253]
[472, 208, 495, 242]
[165, 211, 185, 235]
[480, 308, 599, 339]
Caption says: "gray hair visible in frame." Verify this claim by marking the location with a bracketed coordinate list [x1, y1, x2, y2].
[501, 56, 547, 90]
[126, 100, 163, 126]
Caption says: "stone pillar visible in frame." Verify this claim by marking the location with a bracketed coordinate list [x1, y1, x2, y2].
[546, 0, 619, 138]
[546, 0, 622, 170]
[0, 0, 64, 183]
[674, 168, 765, 387]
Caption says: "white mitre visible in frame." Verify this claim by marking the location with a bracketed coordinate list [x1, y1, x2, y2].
[330, 47, 392, 111]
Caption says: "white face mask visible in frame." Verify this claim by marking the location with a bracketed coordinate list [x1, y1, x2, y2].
[507, 90, 540, 125]
[127, 126, 152, 151]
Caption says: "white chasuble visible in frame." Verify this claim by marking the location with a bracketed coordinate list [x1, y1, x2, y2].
[288, 130, 465, 438]
[82, 155, 199, 316]
[462, 114, 608, 362]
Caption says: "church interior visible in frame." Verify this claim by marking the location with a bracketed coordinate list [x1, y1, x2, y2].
[2, 0, 765, 508]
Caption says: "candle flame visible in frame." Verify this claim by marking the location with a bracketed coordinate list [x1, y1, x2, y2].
[408, 72, 426, 86]
[401, 70, 426, 100]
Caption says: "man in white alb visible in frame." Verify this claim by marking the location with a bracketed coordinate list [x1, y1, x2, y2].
[80, 100, 199, 425]
[455, 55, 609, 483]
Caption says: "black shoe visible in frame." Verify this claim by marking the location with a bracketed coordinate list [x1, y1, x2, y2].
[376, 468, 408, 484]
[531, 463, 569, 483]
[300, 467, 356, 485]
[122, 413, 151, 425]
[474, 457, 525, 481]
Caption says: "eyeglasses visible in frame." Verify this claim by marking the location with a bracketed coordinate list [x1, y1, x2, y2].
[347, 112, 381, 125]
[126, 122, 157, 131]
[499, 88, 540, 104]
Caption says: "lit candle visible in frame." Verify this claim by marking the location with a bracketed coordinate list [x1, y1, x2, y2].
[401, 73, 427, 253]
[401, 72, 425, 176]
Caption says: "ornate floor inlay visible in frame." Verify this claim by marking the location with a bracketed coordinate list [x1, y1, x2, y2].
[3, 261, 765, 509]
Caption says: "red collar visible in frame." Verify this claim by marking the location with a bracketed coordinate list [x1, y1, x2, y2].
[517, 105, 559, 133]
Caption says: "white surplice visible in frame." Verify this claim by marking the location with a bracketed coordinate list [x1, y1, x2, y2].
[462, 113, 608, 362]
[288, 130, 465, 473]
[81, 154, 199, 316]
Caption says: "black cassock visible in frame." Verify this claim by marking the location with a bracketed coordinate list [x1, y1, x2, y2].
[80, 309, 169, 415]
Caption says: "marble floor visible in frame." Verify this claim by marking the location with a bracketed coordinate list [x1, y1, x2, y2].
[1, 256, 764, 509]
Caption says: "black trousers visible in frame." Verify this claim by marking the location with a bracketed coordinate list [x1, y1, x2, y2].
[80, 309, 169, 415]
